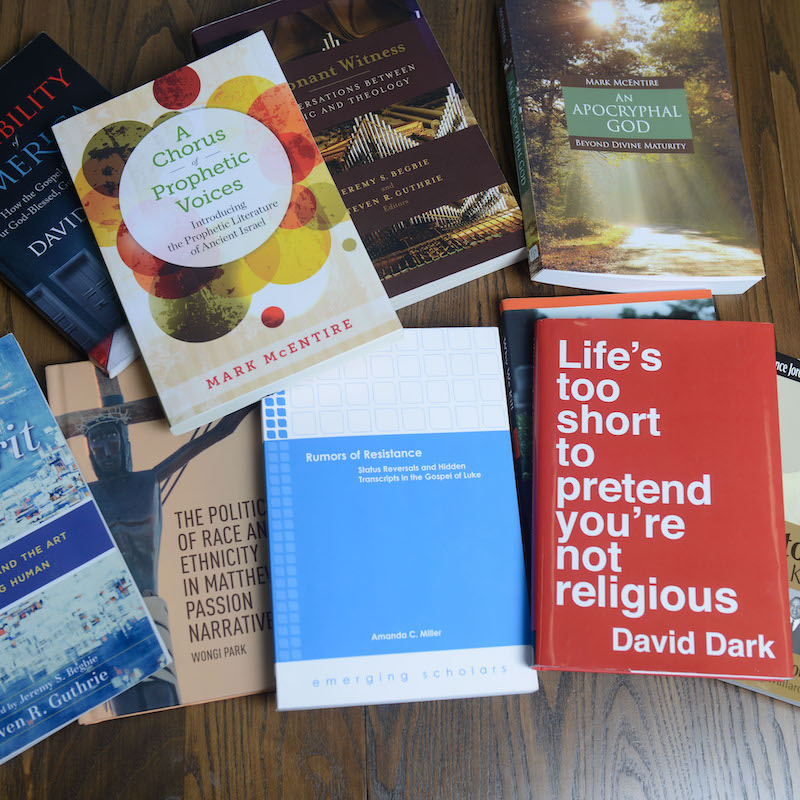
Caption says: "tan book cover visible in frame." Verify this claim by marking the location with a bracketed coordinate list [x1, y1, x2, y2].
[52, 32, 400, 434]
[46, 359, 274, 722]
[729, 354, 800, 703]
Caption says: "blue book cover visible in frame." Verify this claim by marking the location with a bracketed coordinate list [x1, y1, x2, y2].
[261, 327, 537, 708]
[0, 34, 137, 376]
[0, 334, 169, 765]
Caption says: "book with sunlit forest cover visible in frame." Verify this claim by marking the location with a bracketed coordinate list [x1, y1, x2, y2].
[497, 0, 763, 294]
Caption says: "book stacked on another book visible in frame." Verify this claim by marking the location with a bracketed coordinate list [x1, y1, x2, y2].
[52, 32, 402, 434]
[531, 318, 791, 678]
[0, 334, 170, 766]
[260, 327, 537, 709]
[46, 359, 275, 722]
[192, 0, 527, 308]
[499, 289, 716, 573]
[728, 353, 800, 704]
[497, 0, 764, 294]
[0, 34, 137, 376]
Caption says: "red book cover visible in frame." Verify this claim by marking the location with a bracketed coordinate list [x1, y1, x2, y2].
[533, 318, 791, 678]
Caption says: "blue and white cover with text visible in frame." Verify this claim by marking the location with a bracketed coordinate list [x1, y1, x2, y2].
[261, 327, 537, 708]
[0, 334, 170, 764]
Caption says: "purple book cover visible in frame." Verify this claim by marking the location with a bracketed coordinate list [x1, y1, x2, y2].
[194, 0, 525, 307]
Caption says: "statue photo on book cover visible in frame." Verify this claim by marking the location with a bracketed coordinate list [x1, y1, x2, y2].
[56, 369, 251, 714]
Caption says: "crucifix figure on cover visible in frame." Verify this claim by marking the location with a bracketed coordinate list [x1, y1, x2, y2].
[56, 369, 251, 714]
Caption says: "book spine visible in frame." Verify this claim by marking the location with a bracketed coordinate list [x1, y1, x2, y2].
[531, 321, 551, 666]
[499, 307, 525, 530]
[43, 363, 67, 410]
[496, 0, 541, 277]
[499, 308, 519, 462]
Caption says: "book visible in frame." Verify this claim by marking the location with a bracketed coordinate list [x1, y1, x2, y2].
[261, 327, 537, 709]
[533, 318, 791, 677]
[0, 33, 137, 376]
[728, 353, 800, 703]
[0, 334, 169, 765]
[499, 290, 716, 572]
[497, 0, 764, 294]
[52, 32, 401, 435]
[45, 358, 274, 722]
[192, 0, 526, 308]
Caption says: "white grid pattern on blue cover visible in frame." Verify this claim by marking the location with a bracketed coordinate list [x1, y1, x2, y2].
[262, 393, 288, 440]
[273, 328, 509, 441]
[261, 327, 509, 663]
[264, 438, 302, 661]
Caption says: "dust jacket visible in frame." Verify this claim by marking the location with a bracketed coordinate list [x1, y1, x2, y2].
[192, 0, 526, 308]
[729, 353, 800, 703]
[499, 289, 715, 573]
[0, 33, 137, 376]
[46, 359, 274, 723]
[533, 319, 791, 677]
[0, 335, 170, 765]
[261, 328, 537, 709]
[497, 0, 764, 294]
[52, 32, 401, 435]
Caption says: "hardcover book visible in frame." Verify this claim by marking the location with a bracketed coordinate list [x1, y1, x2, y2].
[261, 328, 537, 709]
[0, 33, 137, 376]
[497, 0, 763, 294]
[52, 32, 401, 435]
[729, 353, 800, 703]
[192, 0, 526, 308]
[45, 358, 275, 722]
[533, 319, 791, 677]
[499, 290, 715, 570]
[0, 335, 169, 765]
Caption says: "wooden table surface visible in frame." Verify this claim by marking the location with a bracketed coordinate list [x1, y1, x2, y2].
[1, 0, 800, 797]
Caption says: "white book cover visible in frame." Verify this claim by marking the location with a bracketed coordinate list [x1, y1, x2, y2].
[261, 327, 537, 709]
[52, 33, 400, 434]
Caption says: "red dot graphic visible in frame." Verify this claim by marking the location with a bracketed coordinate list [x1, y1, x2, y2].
[261, 306, 285, 328]
[153, 66, 201, 110]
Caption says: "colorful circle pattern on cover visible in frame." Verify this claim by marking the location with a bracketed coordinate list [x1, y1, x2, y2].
[77, 66, 350, 343]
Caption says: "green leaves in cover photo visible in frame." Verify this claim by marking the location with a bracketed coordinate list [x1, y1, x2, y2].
[498, 0, 762, 292]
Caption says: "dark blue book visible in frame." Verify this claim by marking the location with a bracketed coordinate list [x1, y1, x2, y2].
[0, 334, 169, 765]
[499, 290, 716, 581]
[0, 34, 136, 376]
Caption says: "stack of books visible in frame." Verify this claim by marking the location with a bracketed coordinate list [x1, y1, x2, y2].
[1, 0, 795, 769]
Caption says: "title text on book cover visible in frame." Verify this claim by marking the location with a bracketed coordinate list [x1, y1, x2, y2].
[550, 336, 758, 658]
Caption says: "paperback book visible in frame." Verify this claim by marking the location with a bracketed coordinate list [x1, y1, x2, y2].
[0, 335, 169, 765]
[0, 33, 137, 376]
[533, 319, 791, 677]
[193, 0, 526, 308]
[52, 32, 401, 434]
[261, 328, 537, 708]
[729, 353, 800, 703]
[46, 359, 274, 722]
[499, 289, 715, 569]
[497, 0, 763, 294]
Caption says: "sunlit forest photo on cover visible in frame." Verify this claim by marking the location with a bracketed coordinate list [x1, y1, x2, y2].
[513, 0, 762, 277]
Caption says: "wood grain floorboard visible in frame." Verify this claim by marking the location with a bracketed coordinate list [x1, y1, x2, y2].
[0, 1, 799, 798]
[760, 0, 800, 339]
[184, 696, 366, 800]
